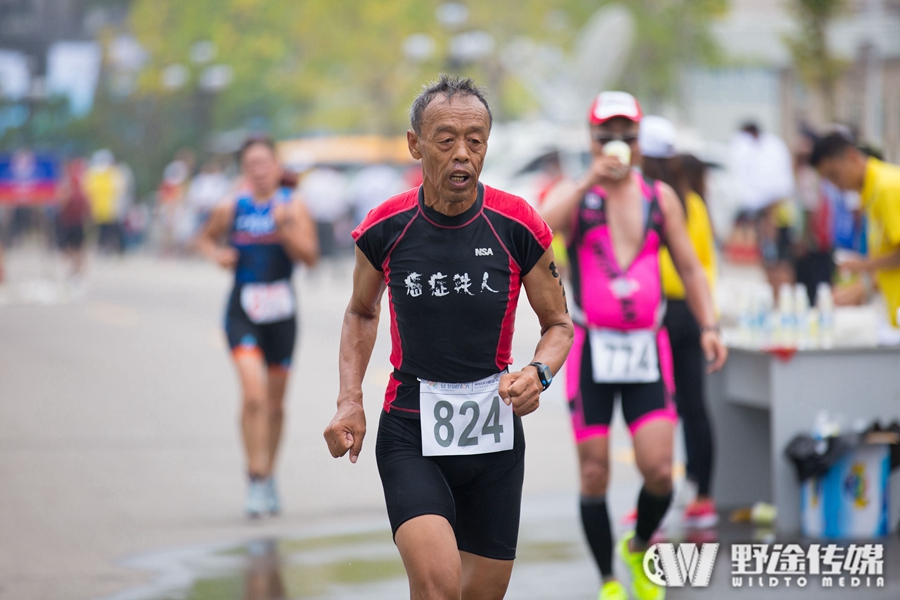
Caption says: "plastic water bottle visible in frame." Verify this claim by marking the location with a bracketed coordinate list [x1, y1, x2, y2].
[817, 283, 835, 349]
[757, 286, 774, 348]
[737, 292, 754, 347]
[794, 283, 810, 349]
[775, 283, 795, 348]
[808, 306, 821, 349]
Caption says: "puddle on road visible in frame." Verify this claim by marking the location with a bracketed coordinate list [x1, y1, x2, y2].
[133, 529, 582, 600]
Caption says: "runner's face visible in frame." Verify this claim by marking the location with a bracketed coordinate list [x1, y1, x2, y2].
[242, 144, 281, 196]
[410, 95, 490, 205]
[589, 117, 640, 164]
[817, 151, 864, 192]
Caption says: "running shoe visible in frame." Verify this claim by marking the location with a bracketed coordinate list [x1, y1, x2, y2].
[265, 477, 281, 515]
[618, 530, 665, 600]
[683, 498, 719, 529]
[245, 479, 269, 518]
[599, 580, 628, 600]
[619, 508, 637, 527]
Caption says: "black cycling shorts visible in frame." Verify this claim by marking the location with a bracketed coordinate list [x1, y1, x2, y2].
[567, 324, 677, 441]
[375, 408, 525, 561]
[224, 288, 296, 369]
[58, 224, 85, 250]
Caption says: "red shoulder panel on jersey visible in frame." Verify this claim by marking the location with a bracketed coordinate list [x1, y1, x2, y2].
[482, 185, 553, 249]
[351, 187, 419, 241]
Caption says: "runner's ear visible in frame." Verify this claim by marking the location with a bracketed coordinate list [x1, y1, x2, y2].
[407, 130, 422, 160]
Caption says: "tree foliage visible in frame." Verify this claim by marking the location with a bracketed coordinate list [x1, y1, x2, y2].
[784, 0, 849, 121]
[126, 0, 728, 135]
[615, 0, 729, 109]
[3, 0, 728, 196]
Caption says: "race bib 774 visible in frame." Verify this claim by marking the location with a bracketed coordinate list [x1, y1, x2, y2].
[588, 329, 660, 383]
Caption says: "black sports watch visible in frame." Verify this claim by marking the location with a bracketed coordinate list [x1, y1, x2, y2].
[527, 362, 553, 391]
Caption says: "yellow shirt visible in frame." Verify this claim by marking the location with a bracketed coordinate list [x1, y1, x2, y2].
[660, 191, 717, 300]
[861, 158, 900, 326]
[84, 166, 122, 224]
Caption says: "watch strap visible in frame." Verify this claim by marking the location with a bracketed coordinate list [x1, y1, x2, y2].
[528, 361, 552, 390]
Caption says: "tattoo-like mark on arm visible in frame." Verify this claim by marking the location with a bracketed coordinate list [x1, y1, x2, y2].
[549, 261, 568, 313]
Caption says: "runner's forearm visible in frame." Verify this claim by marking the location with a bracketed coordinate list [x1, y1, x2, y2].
[682, 269, 717, 329]
[867, 248, 900, 271]
[530, 321, 574, 378]
[279, 219, 319, 267]
[539, 180, 590, 235]
[337, 307, 380, 406]
[195, 231, 222, 262]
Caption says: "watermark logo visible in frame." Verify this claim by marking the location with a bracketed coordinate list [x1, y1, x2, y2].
[730, 543, 884, 589]
[642, 542, 886, 589]
[643, 543, 719, 587]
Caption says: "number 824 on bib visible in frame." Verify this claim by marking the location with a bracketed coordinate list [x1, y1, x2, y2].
[419, 374, 514, 457]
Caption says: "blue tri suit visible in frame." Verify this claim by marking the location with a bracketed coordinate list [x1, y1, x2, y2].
[224, 187, 297, 369]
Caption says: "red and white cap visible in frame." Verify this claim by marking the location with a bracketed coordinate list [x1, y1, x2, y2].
[588, 91, 643, 125]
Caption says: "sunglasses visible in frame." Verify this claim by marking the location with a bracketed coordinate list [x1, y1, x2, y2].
[591, 134, 638, 145]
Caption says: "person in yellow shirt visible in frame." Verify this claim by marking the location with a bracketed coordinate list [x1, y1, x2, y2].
[640, 116, 720, 529]
[811, 134, 900, 326]
[84, 149, 125, 253]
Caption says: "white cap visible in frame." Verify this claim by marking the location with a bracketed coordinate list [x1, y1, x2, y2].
[639, 115, 677, 159]
[588, 91, 642, 125]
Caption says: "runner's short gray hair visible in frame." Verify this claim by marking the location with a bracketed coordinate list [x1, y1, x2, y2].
[409, 74, 492, 135]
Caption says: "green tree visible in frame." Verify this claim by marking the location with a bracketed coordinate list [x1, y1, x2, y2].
[52, 0, 731, 196]
[785, 0, 849, 121]
[613, 0, 729, 110]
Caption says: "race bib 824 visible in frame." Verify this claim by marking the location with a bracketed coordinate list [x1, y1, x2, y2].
[419, 373, 514, 457]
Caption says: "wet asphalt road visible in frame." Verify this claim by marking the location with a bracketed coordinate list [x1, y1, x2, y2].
[1, 249, 896, 599]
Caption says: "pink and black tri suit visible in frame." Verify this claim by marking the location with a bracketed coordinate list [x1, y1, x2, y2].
[565, 173, 677, 442]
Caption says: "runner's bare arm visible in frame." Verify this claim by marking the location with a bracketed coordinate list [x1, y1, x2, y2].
[196, 201, 238, 269]
[540, 156, 628, 237]
[499, 247, 574, 417]
[659, 184, 728, 372]
[274, 195, 319, 267]
[539, 179, 586, 239]
[324, 247, 387, 463]
[843, 247, 900, 272]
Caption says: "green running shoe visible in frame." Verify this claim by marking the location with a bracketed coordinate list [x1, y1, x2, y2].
[599, 579, 628, 600]
[617, 531, 665, 600]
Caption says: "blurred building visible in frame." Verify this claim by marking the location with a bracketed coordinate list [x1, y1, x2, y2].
[0, 0, 89, 72]
[0, 0, 112, 116]
[683, 0, 900, 161]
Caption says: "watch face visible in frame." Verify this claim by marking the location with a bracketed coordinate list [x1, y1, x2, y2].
[540, 365, 552, 382]
[533, 363, 551, 388]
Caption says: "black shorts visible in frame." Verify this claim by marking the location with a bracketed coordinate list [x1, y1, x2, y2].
[567, 324, 677, 441]
[58, 224, 84, 250]
[224, 288, 296, 369]
[375, 409, 525, 561]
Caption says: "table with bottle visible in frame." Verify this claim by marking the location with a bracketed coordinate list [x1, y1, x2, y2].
[710, 282, 900, 533]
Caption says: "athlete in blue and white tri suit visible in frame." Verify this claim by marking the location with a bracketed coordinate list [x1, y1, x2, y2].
[198, 137, 318, 517]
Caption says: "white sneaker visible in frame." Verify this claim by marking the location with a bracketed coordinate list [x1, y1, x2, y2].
[245, 479, 269, 518]
[265, 477, 281, 515]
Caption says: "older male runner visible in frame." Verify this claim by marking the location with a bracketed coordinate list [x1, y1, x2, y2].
[541, 92, 726, 600]
[324, 74, 573, 600]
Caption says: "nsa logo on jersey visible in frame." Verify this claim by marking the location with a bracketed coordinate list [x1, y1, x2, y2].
[475, 248, 494, 256]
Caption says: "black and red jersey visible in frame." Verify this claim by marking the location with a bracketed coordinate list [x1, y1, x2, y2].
[352, 183, 552, 418]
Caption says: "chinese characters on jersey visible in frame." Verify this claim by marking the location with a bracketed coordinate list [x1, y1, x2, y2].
[405, 271, 500, 297]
